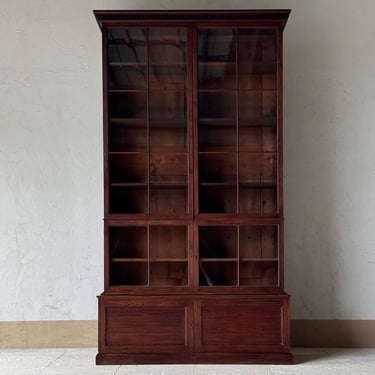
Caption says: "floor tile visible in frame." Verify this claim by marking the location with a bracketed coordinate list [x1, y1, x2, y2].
[39, 348, 119, 375]
[0, 349, 66, 375]
[1, 348, 375, 375]
[194, 364, 272, 375]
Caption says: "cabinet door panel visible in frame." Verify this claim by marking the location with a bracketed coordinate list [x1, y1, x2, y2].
[195, 298, 289, 353]
[100, 298, 193, 353]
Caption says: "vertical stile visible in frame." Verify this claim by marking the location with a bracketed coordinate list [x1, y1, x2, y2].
[146, 28, 151, 215]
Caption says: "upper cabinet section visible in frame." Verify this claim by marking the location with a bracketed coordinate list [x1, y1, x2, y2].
[95, 10, 290, 218]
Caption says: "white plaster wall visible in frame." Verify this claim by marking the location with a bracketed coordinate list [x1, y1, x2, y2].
[0, 0, 374, 321]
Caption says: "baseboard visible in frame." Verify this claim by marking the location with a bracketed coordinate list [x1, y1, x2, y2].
[291, 320, 375, 347]
[1, 320, 375, 348]
[0, 320, 97, 348]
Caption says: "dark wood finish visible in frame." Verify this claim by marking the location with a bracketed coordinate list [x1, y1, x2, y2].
[95, 9, 291, 365]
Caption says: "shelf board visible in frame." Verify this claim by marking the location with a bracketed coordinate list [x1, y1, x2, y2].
[111, 258, 188, 262]
[111, 258, 148, 262]
[149, 119, 187, 128]
[111, 181, 187, 188]
[198, 61, 236, 65]
[199, 182, 236, 188]
[241, 258, 278, 262]
[111, 182, 148, 187]
[109, 62, 147, 67]
[108, 89, 146, 93]
[150, 258, 187, 262]
[109, 118, 147, 126]
[199, 118, 236, 126]
[238, 118, 277, 127]
[200, 258, 238, 262]
[108, 151, 147, 155]
[150, 182, 187, 188]
[198, 61, 277, 71]
[149, 62, 186, 68]
[239, 182, 277, 188]
[198, 146, 237, 153]
[198, 89, 236, 93]
[150, 146, 187, 153]
[198, 150, 236, 155]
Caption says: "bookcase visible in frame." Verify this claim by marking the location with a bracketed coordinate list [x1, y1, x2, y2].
[95, 9, 291, 364]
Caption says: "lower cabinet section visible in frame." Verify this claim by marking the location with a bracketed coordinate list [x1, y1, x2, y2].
[97, 294, 292, 364]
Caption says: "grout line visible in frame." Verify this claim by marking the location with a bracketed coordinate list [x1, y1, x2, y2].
[37, 350, 68, 374]
[113, 365, 122, 374]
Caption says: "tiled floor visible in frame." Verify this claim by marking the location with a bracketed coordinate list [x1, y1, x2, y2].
[0, 348, 374, 375]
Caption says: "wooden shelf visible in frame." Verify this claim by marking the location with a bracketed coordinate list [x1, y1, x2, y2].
[150, 258, 187, 262]
[199, 182, 236, 187]
[109, 62, 147, 67]
[200, 258, 237, 262]
[241, 258, 278, 262]
[109, 118, 146, 126]
[198, 118, 236, 126]
[111, 258, 148, 262]
[108, 89, 146, 93]
[110, 183, 148, 187]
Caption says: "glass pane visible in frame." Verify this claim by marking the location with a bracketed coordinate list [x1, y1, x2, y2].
[149, 65, 186, 91]
[109, 154, 148, 184]
[149, 90, 186, 124]
[150, 262, 188, 286]
[239, 225, 279, 286]
[109, 186, 148, 214]
[108, 28, 147, 63]
[109, 225, 148, 286]
[239, 152, 277, 185]
[199, 186, 236, 214]
[108, 92, 147, 120]
[199, 225, 238, 286]
[109, 226, 147, 259]
[238, 29, 276, 63]
[150, 226, 187, 260]
[149, 226, 188, 286]
[107, 28, 147, 90]
[109, 122, 147, 152]
[149, 28, 187, 63]
[199, 61, 236, 90]
[110, 262, 148, 286]
[198, 29, 235, 62]
[198, 92, 236, 120]
[199, 226, 237, 259]
[200, 261, 237, 286]
[150, 187, 187, 215]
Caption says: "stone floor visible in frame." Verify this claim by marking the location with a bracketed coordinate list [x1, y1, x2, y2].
[0, 348, 374, 374]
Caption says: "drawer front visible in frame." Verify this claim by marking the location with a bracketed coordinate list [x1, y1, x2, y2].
[99, 297, 193, 353]
[195, 296, 290, 353]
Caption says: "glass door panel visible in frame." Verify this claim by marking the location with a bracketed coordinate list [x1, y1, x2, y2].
[197, 27, 279, 216]
[198, 224, 279, 287]
[107, 27, 189, 215]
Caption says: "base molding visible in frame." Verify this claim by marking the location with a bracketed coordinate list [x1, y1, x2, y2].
[96, 352, 293, 365]
[1, 319, 375, 348]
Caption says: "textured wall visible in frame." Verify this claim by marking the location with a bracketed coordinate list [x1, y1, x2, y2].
[0, 0, 374, 321]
